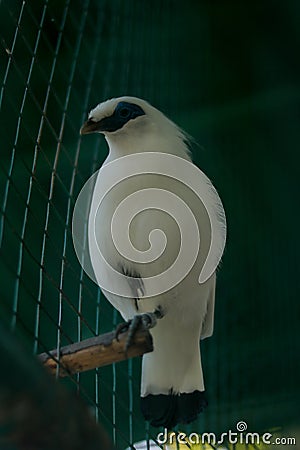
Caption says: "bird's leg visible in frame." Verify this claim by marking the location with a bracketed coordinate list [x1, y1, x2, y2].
[115, 306, 164, 352]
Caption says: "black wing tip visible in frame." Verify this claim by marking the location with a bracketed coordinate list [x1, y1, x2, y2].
[141, 390, 208, 429]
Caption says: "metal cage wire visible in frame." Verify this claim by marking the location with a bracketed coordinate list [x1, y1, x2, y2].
[0, 1, 161, 447]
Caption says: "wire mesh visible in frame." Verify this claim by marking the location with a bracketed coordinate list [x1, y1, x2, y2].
[1, 0, 299, 449]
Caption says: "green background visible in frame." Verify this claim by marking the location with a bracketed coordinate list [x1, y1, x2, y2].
[0, 0, 299, 448]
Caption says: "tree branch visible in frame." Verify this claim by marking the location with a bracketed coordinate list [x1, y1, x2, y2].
[39, 325, 153, 377]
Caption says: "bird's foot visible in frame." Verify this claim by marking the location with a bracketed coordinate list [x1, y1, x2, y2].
[115, 307, 163, 352]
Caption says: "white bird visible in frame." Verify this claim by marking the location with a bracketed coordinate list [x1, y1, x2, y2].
[80, 96, 226, 429]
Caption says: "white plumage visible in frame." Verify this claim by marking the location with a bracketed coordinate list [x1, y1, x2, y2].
[80, 96, 226, 429]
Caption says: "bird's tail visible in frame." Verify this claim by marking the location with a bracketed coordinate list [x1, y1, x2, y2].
[139, 318, 207, 429]
[141, 390, 207, 429]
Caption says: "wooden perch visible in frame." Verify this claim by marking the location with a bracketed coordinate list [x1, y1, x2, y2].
[39, 324, 153, 377]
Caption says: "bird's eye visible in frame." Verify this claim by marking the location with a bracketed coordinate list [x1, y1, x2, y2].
[119, 107, 131, 118]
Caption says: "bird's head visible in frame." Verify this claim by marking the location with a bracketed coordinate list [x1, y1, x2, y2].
[80, 96, 149, 136]
[80, 96, 191, 159]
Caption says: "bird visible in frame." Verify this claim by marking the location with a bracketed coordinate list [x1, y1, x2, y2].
[79, 96, 226, 429]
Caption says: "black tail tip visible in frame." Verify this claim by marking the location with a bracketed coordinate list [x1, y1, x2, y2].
[141, 390, 207, 429]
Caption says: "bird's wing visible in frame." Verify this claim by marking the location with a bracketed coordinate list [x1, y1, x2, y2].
[200, 272, 216, 339]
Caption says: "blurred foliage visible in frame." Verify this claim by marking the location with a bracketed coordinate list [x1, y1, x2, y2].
[0, 0, 299, 448]
[0, 322, 114, 450]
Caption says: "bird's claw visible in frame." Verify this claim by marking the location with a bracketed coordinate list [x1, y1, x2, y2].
[115, 308, 163, 353]
[114, 321, 130, 340]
